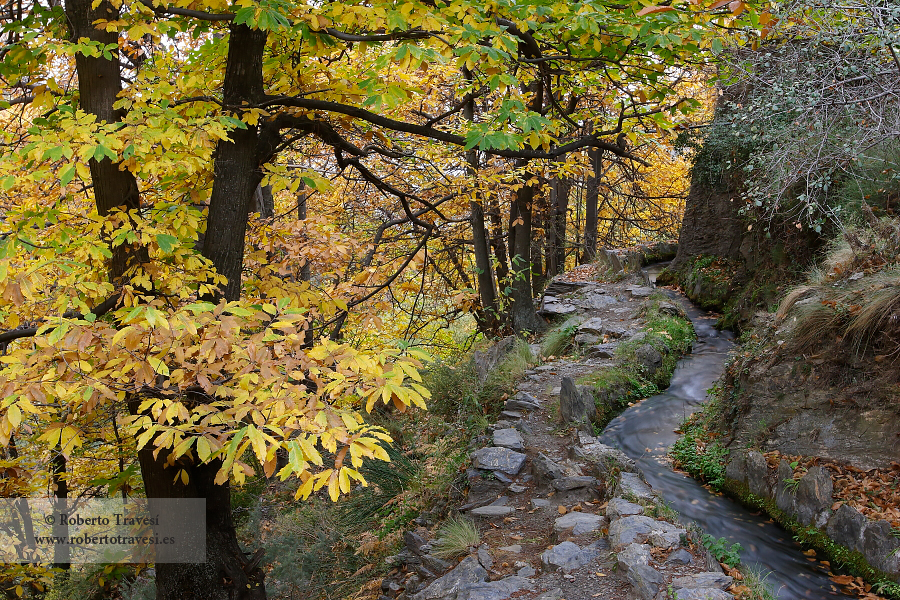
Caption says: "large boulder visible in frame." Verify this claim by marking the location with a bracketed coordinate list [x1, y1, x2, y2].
[474, 337, 518, 383]
[473, 447, 526, 475]
[795, 465, 833, 527]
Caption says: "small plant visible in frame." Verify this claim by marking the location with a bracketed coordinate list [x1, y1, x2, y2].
[742, 567, 779, 600]
[431, 516, 480, 559]
[700, 534, 743, 569]
[783, 475, 801, 494]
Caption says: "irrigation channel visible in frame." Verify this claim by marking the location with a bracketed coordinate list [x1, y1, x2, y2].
[599, 288, 851, 599]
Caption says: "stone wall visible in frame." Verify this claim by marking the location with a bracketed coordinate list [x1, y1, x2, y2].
[724, 450, 900, 581]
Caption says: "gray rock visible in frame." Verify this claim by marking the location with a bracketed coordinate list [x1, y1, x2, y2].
[423, 554, 454, 574]
[540, 541, 601, 573]
[724, 453, 747, 487]
[666, 548, 693, 565]
[629, 286, 653, 298]
[602, 323, 629, 338]
[506, 392, 540, 411]
[606, 497, 644, 520]
[616, 543, 650, 572]
[578, 317, 605, 336]
[493, 428, 524, 451]
[746, 451, 771, 499]
[477, 547, 493, 570]
[574, 333, 601, 346]
[552, 476, 596, 491]
[627, 564, 664, 600]
[470, 505, 514, 518]
[517, 565, 536, 578]
[775, 459, 796, 516]
[670, 573, 733, 590]
[532, 453, 566, 486]
[609, 515, 657, 547]
[656, 301, 685, 317]
[540, 301, 578, 316]
[535, 587, 562, 600]
[649, 524, 685, 549]
[670, 589, 734, 600]
[499, 410, 523, 420]
[861, 519, 900, 574]
[553, 512, 605, 535]
[582, 293, 619, 310]
[405, 531, 428, 555]
[826, 503, 867, 553]
[616, 472, 655, 501]
[499, 544, 522, 553]
[577, 442, 636, 477]
[455, 576, 532, 600]
[473, 447, 526, 475]
[508, 484, 526, 493]
[474, 337, 518, 384]
[559, 377, 597, 432]
[531, 498, 551, 508]
[412, 556, 487, 600]
[535, 365, 557, 372]
[586, 344, 618, 359]
[795, 466, 833, 527]
[634, 344, 663, 377]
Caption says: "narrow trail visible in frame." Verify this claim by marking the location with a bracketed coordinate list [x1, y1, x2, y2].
[386, 268, 857, 600]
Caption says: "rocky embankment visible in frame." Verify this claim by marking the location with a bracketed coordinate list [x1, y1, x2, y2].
[378, 274, 746, 600]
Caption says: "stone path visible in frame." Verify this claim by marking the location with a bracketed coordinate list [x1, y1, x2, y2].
[381, 275, 738, 600]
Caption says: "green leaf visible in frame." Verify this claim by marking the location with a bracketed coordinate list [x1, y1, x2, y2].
[155, 234, 178, 253]
[59, 164, 75, 187]
[2, 175, 15, 190]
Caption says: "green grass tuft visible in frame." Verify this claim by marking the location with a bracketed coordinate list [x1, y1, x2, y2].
[431, 516, 480, 559]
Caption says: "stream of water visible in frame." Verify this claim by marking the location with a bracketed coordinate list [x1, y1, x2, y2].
[599, 292, 850, 599]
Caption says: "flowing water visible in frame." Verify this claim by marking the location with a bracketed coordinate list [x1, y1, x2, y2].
[600, 293, 850, 599]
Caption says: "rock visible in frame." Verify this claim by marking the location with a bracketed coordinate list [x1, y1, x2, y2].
[616, 472, 655, 501]
[551, 476, 596, 491]
[746, 451, 771, 499]
[455, 576, 532, 600]
[493, 428, 524, 451]
[648, 523, 685, 549]
[493, 471, 513, 484]
[477, 547, 492, 570]
[634, 344, 663, 377]
[724, 453, 747, 487]
[554, 512, 605, 535]
[506, 392, 540, 411]
[559, 377, 596, 432]
[508, 484, 526, 493]
[606, 498, 644, 520]
[405, 531, 429, 555]
[499, 411, 523, 420]
[775, 459, 796, 516]
[656, 301, 685, 317]
[470, 505, 514, 518]
[540, 300, 578, 317]
[861, 519, 900, 574]
[669, 589, 734, 600]
[578, 317, 605, 336]
[581, 293, 619, 310]
[628, 286, 653, 298]
[602, 323, 629, 338]
[627, 564, 664, 600]
[609, 515, 657, 547]
[577, 442, 636, 477]
[670, 573, 733, 590]
[474, 337, 518, 384]
[666, 548, 693, 565]
[574, 333, 601, 346]
[795, 465, 833, 527]
[535, 588, 562, 600]
[531, 498, 551, 508]
[422, 554, 454, 574]
[473, 448, 526, 475]
[540, 541, 602, 573]
[499, 545, 522, 553]
[586, 344, 618, 359]
[517, 565, 536, 578]
[532, 453, 567, 486]
[616, 543, 650, 572]
[826, 503, 867, 553]
[412, 556, 487, 600]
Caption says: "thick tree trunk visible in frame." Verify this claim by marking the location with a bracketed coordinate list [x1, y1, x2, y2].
[203, 24, 268, 302]
[67, 6, 269, 596]
[547, 169, 570, 277]
[582, 148, 601, 264]
[509, 171, 546, 334]
[487, 198, 510, 298]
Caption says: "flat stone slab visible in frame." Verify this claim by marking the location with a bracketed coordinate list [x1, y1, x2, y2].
[670, 589, 734, 600]
[493, 428, 524, 451]
[551, 476, 596, 491]
[412, 556, 487, 600]
[473, 447, 526, 475]
[499, 544, 522, 553]
[628, 286, 653, 298]
[499, 410, 523, 420]
[578, 317, 604, 336]
[616, 472, 655, 501]
[609, 515, 657, 547]
[540, 541, 602, 573]
[617, 543, 650, 573]
[470, 505, 515, 518]
[506, 392, 540, 411]
[456, 576, 533, 600]
[670, 573, 734, 590]
[586, 344, 618, 359]
[606, 497, 644, 520]
[553, 512, 605, 535]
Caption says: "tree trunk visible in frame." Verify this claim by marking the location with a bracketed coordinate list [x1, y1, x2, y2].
[137, 449, 265, 600]
[547, 166, 570, 277]
[487, 198, 510, 299]
[582, 148, 601, 263]
[202, 24, 268, 302]
[509, 170, 546, 334]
